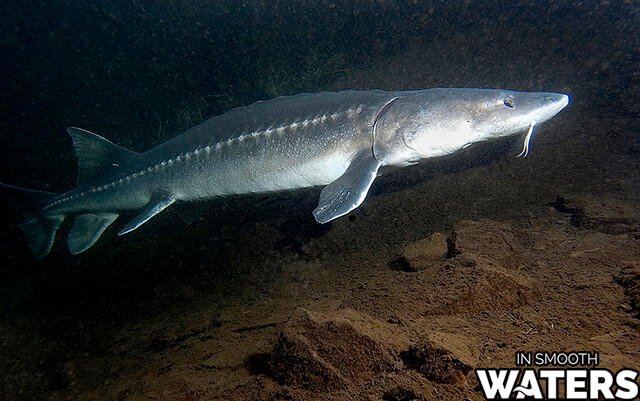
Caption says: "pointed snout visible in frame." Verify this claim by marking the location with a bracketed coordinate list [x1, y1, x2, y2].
[517, 91, 569, 125]
[540, 92, 569, 123]
[547, 92, 570, 111]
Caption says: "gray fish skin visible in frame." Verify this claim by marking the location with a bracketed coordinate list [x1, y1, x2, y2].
[0, 88, 569, 257]
[55, 90, 393, 214]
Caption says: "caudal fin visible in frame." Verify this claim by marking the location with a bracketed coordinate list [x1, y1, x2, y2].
[0, 183, 65, 259]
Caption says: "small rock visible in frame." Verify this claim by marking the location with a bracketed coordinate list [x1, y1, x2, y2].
[399, 331, 477, 384]
[431, 264, 537, 315]
[614, 264, 640, 318]
[400, 342, 472, 384]
[383, 386, 420, 401]
[269, 308, 400, 392]
[402, 232, 448, 271]
[453, 219, 523, 269]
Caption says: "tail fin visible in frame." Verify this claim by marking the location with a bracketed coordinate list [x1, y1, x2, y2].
[0, 183, 65, 259]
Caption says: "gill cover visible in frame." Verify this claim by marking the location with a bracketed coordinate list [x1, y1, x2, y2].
[372, 96, 421, 166]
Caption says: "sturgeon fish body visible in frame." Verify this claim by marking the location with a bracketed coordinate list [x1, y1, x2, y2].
[0, 88, 569, 258]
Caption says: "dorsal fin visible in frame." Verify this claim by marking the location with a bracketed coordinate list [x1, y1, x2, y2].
[67, 127, 138, 184]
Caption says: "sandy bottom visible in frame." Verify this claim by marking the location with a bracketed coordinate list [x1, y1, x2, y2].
[79, 205, 639, 400]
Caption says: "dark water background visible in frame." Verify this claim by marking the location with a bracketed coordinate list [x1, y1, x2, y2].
[0, 1, 638, 399]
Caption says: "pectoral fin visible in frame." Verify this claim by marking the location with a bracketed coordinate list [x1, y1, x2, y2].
[118, 191, 176, 235]
[313, 150, 382, 223]
[68, 212, 119, 254]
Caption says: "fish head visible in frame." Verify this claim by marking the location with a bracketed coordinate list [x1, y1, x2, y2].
[460, 89, 570, 138]
[374, 88, 569, 165]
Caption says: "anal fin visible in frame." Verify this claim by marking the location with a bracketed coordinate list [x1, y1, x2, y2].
[313, 150, 382, 223]
[118, 191, 175, 236]
[68, 212, 119, 254]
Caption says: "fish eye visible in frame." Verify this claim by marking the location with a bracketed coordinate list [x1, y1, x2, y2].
[503, 99, 515, 108]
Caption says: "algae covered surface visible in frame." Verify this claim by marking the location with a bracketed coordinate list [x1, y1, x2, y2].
[0, 1, 639, 400]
